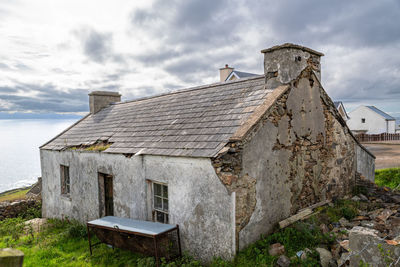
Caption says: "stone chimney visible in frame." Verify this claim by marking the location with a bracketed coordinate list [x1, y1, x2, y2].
[261, 43, 324, 88]
[89, 91, 121, 114]
[219, 64, 234, 82]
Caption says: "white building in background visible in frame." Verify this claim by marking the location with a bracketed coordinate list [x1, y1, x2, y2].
[347, 105, 396, 134]
[333, 101, 349, 121]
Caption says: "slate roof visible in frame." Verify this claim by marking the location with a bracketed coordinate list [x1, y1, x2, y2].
[333, 101, 341, 109]
[225, 70, 258, 81]
[366, 106, 395, 120]
[231, 71, 258, 79]
[41, 75, 278, 158]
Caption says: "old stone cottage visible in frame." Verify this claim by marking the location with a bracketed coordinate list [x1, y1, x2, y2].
[40, 43, 375, 261]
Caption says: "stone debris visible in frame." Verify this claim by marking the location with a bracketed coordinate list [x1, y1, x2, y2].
[24, 218, 48, 233]
[268, 243, 285, 256]
[331, 177, 400, 266]
[276, 255, 291, 267]
[275, 176, 400, 266]
[339, 240, 350, 252]
[316, 247, 333, 267]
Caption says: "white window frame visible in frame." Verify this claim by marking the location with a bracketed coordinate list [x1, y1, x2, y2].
[60, 165, 70, 196]
[150, 181, 168, 224]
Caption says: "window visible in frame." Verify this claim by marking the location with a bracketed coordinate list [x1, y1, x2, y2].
[361, 118, 366, 123]
[152, 182, 168, 223]
[60, 165, 70, 196]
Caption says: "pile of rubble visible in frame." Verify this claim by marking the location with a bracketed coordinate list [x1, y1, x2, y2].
[271, 177, 400, 267]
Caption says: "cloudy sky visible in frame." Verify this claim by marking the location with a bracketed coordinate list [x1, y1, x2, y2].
[0, 0, 399, 118]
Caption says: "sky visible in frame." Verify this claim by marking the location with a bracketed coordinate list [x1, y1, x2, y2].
[0, 0, 399, 118]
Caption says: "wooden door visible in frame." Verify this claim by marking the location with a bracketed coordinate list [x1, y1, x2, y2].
[98, 173, 114, 217]
[104, 174, 114, 216]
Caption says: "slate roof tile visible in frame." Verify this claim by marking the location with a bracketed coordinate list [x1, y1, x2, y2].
[41, 75, 277, 157]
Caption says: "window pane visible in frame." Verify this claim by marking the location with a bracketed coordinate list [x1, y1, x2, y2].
[154, 183, 162, 196]
[165, 214, 169, 224]
[162, 185, 168, 198]
[163, 199, 168, 211]
[156, 211, 164, 223]
[154, 196, 162, 209]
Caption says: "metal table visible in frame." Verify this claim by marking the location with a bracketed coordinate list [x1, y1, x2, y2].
[87, 216, 181, 265]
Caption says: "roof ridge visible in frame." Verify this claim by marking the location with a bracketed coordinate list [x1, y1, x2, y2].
[114, 74, 264, 106]
[365, 105, 395, 120]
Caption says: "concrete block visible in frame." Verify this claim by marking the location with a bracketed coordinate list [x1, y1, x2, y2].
[0, 248, 24, 267]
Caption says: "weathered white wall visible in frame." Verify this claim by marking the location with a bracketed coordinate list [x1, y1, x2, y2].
[356, 145, 375, 182]
[40, 150, 234, 261]
[348, 106, 394, 134]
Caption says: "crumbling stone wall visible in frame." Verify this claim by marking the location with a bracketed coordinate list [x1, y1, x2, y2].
[0, 199, 41, 220]
[212, 68, 358, 250]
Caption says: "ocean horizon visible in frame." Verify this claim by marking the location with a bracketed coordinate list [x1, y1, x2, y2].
[0, 119, 76, 193]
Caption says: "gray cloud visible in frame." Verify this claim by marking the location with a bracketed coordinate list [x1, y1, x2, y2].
[0, 63, 9, 69]
[129, 0, 400, 114]
[1, 0, 399, 116]
[130, 0, 243, 81]
[74, 27, 122, 64]
[0, 83, 88, 113]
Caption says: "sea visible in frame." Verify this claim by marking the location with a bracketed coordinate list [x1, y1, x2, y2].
[0, 119, 76, 193]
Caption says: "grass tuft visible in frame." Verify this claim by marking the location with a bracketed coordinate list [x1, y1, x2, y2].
[375, 167, 400, 189]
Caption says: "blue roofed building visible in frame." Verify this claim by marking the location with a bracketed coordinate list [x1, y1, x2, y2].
[347, 105, 396, 134]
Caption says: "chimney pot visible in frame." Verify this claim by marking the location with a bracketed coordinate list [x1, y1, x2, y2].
[89, 91, 121, 114]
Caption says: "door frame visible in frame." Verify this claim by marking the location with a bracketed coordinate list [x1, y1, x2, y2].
[98, 172, 114, 217]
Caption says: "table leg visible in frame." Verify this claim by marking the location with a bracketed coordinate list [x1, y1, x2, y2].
[177, 225, 182, 257]
[87, 225, 92, 255]
[154, 236, 159, 267]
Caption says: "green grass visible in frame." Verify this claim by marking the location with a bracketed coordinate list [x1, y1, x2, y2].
[0, 213, 334, 267]
[0, 218, 147, 267]
[0, 188, 30, 202]
[375, 167, 400, 189]
[1, 201, 362, 266]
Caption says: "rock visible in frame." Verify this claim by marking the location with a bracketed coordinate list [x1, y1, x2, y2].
[339, 240, 350, 252]
[389, 195, 400, 203]
[330, 243, 341, 260]
[24, 218, 48, 233]
[375, 209, 395, 223]
[339, 217, 352, 228]
[316, 247, 333, 267]
[360, 220, 375, 228]
[328, 259, 338, 267]
[349, 226, 400, 267]
[320, 223, 329, 234]
[276, 255, 290, 267]
[358, 194, 369, 201]
[337, 252, 350, 267]
[0, 248, 24, 267]
[268, 243, 285, 256]
[368, 208, 384, 220]
[352, 215, 369, 221]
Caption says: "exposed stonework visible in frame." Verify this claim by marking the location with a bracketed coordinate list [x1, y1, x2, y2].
[211, 142, 257, 247]
[0, 199, 41, 220]
[212, 66, 360, 250]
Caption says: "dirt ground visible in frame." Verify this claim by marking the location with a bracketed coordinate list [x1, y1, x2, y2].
[363, 142, 400, 169]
